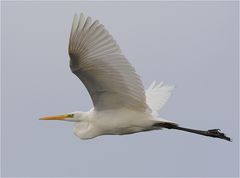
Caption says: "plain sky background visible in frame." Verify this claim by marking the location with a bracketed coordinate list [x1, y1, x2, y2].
[1, 1, 239, 177]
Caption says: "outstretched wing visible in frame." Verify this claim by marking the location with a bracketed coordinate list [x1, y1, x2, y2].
[146, 81, 174, 116]
[68, 13, 148, 111]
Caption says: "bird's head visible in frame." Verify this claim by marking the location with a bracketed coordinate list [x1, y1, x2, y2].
[39, 111, 84, 122]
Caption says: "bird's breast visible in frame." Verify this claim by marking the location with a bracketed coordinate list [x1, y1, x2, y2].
[93, 108, 153, 135]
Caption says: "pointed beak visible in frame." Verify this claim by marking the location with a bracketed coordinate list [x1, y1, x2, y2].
[39, 114, 70, 121]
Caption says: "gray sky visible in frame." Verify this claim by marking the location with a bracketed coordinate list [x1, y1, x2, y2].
[1, 1, 239, 177]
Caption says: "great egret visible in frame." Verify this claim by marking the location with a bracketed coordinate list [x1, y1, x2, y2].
[40, 13, 231, 141]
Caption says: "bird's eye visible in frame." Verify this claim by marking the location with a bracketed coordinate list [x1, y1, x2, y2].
[68, 114, 74, 118]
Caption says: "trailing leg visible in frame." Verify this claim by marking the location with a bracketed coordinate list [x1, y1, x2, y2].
[153, 122, 231, 141]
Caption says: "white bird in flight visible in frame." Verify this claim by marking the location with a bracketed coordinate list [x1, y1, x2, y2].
[40, 13, 231, 141]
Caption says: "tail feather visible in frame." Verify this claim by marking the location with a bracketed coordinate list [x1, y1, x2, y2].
[146, 80, 174, 117]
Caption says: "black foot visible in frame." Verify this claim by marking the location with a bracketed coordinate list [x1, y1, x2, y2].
[207, 129, 232, 142]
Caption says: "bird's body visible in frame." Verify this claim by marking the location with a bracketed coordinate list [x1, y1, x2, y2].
[73, 108, 154, 139]
[73, 107, 176, 139]
[40, 13, 231, 141]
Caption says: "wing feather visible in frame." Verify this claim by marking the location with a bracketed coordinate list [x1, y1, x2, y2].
[68, 13, 148, 111]
[146, 81, 174, 116]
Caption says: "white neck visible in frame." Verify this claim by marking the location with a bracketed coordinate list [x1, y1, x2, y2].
[72, 110, 99, 139]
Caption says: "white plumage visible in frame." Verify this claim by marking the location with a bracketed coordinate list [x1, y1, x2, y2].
[146, 81, 175, 117]
[69, 13, 148, 111]
[39, 13, 231, 141]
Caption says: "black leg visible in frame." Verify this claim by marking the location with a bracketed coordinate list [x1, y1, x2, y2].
[153, 123, 232, 142]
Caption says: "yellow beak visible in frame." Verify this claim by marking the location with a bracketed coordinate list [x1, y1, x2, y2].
[39, 114, 70, 121]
